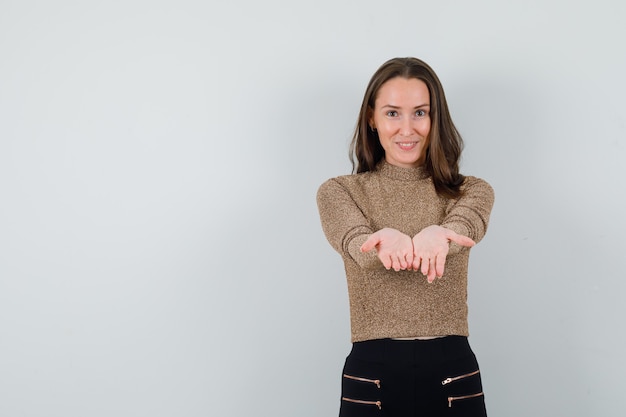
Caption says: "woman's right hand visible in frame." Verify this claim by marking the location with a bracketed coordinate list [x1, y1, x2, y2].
[360, 228, 414, 271]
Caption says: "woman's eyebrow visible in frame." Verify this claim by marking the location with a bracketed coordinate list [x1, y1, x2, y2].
[380, 103, 430, 109]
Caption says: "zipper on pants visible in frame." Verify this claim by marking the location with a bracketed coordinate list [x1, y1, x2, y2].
[342, 397, 382, 410]
[447, 392, 484, 407]
[343, 374, 381, 388]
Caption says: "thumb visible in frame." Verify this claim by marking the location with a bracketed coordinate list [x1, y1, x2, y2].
[360, 234, 380, 253]
[447, 232, 476, 248]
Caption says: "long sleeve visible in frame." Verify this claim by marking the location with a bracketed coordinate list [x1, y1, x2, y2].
[441, 176, 495, 254]
[316, 178, 383, 270]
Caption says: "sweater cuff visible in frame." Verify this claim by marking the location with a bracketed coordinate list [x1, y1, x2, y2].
[347, 234, 384, 270]
[441, 223, 470, 255]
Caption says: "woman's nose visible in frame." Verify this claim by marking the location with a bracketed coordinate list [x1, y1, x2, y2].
[401, 118, 414, 136]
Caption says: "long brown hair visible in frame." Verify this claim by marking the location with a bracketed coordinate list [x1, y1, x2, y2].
[349, 57, 465, 198]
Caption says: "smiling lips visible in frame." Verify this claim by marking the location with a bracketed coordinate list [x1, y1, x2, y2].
[396, 141, 419, 150]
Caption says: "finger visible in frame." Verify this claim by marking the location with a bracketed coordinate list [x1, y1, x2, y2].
[398, 254, 408, 270]
[421, 256, 430, 276]
[404, 251, 414, 267]
[411, 257, 421, 271]
[447, 232, 476, 248]
[392, 256, 401, 272]
[380, 254, 392, 270]
[427, 259, 437, 282]
[435, 253, 446, 278]
[361, 234, 380, 253]
[395, 255, 408, 271]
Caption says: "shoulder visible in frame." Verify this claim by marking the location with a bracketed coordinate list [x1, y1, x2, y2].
[316, 172, 382, 209]
[461, 175, 493, 191]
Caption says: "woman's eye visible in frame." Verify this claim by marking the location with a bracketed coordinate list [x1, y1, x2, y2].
[415, 110, 426, 117]
[386, 110, 398, 117]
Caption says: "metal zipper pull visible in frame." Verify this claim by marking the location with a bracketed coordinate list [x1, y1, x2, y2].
[441, 369, 480, 385]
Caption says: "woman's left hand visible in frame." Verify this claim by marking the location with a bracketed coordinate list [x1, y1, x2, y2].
[411, 225, 475, 283]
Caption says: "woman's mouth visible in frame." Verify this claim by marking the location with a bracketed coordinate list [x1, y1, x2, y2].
[396, 141, 418, 150]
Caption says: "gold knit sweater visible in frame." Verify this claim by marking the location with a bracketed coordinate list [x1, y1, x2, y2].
[317, 160, 495, 343]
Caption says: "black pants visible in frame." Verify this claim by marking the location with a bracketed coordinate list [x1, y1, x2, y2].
[339, 336, 487, 417]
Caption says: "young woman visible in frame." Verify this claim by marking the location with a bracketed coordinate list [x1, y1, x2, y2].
[317, 57, 495, 416]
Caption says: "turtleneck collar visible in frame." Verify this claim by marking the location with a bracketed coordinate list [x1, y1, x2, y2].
[376, 159, 429, 181]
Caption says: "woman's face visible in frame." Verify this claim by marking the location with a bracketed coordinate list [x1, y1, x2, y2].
[369, 77, 431, 168]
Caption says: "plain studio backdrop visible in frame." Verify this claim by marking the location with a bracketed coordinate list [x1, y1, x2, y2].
[1, 1, 624, 416]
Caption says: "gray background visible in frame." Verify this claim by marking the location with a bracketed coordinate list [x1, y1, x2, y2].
[1, 1, 624, 416]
